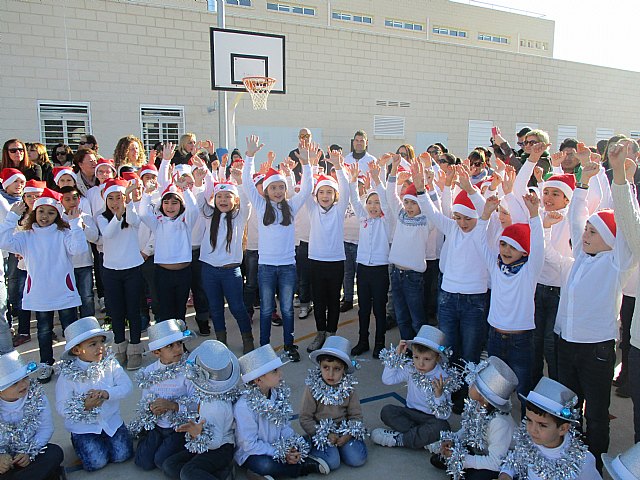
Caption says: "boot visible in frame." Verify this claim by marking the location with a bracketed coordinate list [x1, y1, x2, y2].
[216, 330, 227, 345]
[351, 338, 370, 356]
[307, 331, 326, 353]
[241, 331, 255, 354]
[113, 340, 128, 366]
[126, 342, 144, 371]
[196, 312, 211, 336]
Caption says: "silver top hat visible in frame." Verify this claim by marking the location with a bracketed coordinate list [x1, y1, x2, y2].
[408, 325, 447, 357]
[147, 319, 196, 352]
[472, 356, 518, 412]
[309, 336, 355, 373]
[238, 344, 290, 383]
[187, 340, 240, 394]
[603, 443, 640, 480]
[0, 351, 40, 391]
[63, 316, 114, 360]
[520, 377, 579, 423]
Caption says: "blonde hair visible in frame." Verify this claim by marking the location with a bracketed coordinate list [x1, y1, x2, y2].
[178, 133, 196, 156]
[113, 135, 146, 168]
[526, 129, 550, 145]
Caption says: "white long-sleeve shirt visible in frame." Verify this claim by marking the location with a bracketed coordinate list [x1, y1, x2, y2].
[96, 202, 144, 270]
[455, 414, 515, 472]
[350, 183, 391, 266]
[197, 400, 235, 451]
[0, 385, 54, 454]
[64, 211, 98, 269]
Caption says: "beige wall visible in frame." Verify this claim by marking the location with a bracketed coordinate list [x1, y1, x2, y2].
[1, 0, 638, 160]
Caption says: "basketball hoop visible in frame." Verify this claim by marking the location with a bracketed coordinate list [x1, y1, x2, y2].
[242, 76, 277, 110]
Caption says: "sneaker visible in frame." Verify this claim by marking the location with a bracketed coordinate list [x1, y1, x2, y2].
[307, 332, 326, 353]
[271, 312, 283, 327]
[350, 340, 369, 356]
[37, 364, 54, 384]
[283, 344, 300, 362]
[371, 428, 401, 447]
[299, 304, 312, 319]
[339, 300, 353, 313]
[301, 455, 330, 475]
[293, 297, 300, 308]
[12, 334, 31, 347]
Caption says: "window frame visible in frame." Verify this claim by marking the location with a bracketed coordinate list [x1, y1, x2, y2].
[139, 104, 186, 153]
[266, 2, 315, 15]
[37, 100, 92, 152]
[333, 11, 373, 24]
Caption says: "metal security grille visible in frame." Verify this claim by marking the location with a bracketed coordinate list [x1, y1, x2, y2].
[374, 115, 405, 137]
[140, 105, 185, 152]
[38, 101, 91, 151]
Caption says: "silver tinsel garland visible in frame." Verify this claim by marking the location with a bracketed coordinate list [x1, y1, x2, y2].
[439, 431, 466, 480]
[0, 381, 46, 461]
[311, 418, 368, 451]
[305, 367, 358, 406]
[136, 356, 187, 389]
[192, 387, 241, 405]
[241, 382, 293, 427]
[379, 345, 409, 370]
[272, 435, 310, 463]
[184, 422, 216, 454]
[58, 352, 115, 383]
[127, 393, 194, 437]
[64, 393, 101, 424]
[501, 421, 588, 480]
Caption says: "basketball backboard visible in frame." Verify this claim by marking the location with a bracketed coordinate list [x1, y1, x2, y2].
[210, 27, 286, 94]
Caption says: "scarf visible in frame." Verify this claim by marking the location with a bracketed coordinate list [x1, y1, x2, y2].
[498, 255, 528, 276]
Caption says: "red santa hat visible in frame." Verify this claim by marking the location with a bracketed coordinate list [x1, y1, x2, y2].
[452, 190, 478, 218]
[121, 171, 140, 185]
[103, 178, 128, 198]
[252, 173, 266, 186]
[53, 166, 77, 185]
[397, 165, 411, 176]
[588, 209, 616, 247]
[0, 168, 26, 188]
[357, 174, 366, 185]
[543, 174, 576, 201]
[500, 223, 531, 254]
[23, 179, 46, 194]
[213, 182, 238, 197]
[139, 163, 158, 178]
[95, 158, 116, 176]
[402, 183, 419, 203]
[33, 188, 63, 216]
[314, 174, 338, 194]
[161, 183, 184, 203]
[262, 168, 286, 191]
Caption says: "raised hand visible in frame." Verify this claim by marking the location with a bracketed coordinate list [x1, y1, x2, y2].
[395, 339, 408, 355]
[294, 140, 318, 166]
[259, 159, 273, 174]
[456, 165, 474, 193]
[193, 166, 208, 186]
[347, 163, 359, 183]
[230, 167, 242, 184]
[501, 165, 516, 195]
[543, 210, 564, 228]
[533, 166, 544, 184]
[493, 126, 506, 146]
[550, 151, 566, 168]
[267, 151, 276, 165]
[221, 153, 229, 167]
[418, 151, 431, 168]
[280, 158, 293, 177]
[245, 135, 264, 157]
[163, 142, 176, 161]
[522, 192, 540, 217]
[435, 170, 446, 191]
[410, 159, 425, 192]
[425, 169, 435, 190]
[444, 164, 457, 188]
[494, 156, 506, 173]
[590, 152, 602, 164]
[528, 142, 550, 163]
[9, 201, 26, 216]
[67, 207, 81, 220]
[575, 142, 591, 167]
[482, 195, 500, 220]
[368, 161, 381, 185]
[378, 152, 393, 168]
[490, 170, 503, 191]
[203, 140, 215, 154]
[580, 161, 600, 184]
[432, 375, 445, 398]
[327, 148, 344, 170]
[608, 142, 627, 174]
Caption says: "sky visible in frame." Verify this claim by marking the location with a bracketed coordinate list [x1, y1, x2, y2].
[454, 0, 639, 72]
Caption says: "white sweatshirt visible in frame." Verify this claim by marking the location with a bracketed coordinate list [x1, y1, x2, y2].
[350, 183, 391, 266]
[96, 202, 144, 270]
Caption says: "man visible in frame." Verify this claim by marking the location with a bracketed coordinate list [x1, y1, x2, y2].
[289, 128, 327, 182]
[343, 130, 376, 175]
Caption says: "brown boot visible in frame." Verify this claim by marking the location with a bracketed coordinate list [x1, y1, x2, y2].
[216, 330, 227, 345]
[113, 340, 128, 366]
[126, 342, 144, 371]
[241, 331, 255, 354]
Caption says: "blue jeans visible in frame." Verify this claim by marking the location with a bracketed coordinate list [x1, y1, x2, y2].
[36, 308, 77, 365]
[310, 439, 367, 470]
[437, 289, 487, 363]
[243, 250, 260, 316]
[487, 327, 533, 416]
[0, 277, 11, 355]
[342, 242, 358, 302]
[74, 266, 95, 317]
[533, 284, 560, 385]
[391, 266, 425, 340]
[201, 262, 252, 334]
[258, 264, 296, 346]
[101, 266, 143, 344]
[134, 425, 185, 471]
[71, 423, 133, 472]
[243, 454, 304, 477]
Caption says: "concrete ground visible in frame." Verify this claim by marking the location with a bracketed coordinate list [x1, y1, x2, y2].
[13, 300, 634, 480]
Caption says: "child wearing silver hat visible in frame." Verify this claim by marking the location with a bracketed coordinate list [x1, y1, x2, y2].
[0, 351, 64, 480]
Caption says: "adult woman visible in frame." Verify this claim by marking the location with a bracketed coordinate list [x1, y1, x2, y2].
[172, 133, 216, 167]
[78, 134, 102, 158]
[51, 143, 73, 167]
[72, 148, 99, 196]
[2, 139, 42, 181]
[27, 142, 54, 188]
[113, 135, 146, 170]
[468, 148, 491, 185]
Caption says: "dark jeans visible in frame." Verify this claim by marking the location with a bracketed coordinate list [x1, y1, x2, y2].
[380, 405, 449, 449]
[422, 259, 439, 325]
[163, 444, 234, 480]
[618, 295, 635, 383]
[2, 443, 63, 480]
[558, 337, 616, 472]
[629, 345, 640, 443]
[464, 469, 500, 480]
[6, 254, 30, 335]
[190, 249, 210, 316]
[294, 242, 312, 305]
[533, 283, 560, 385]
[258, 264, 296, 346]
[74, 266, 95, 317]
[391, 266, 425, 340]
[155, 264, 192, 322]
[139, 255, 159, 318]
[101, 265, 143, 344]
[70, 423, 133, 472]
[310, 259, 344, 333]
[134, 425, 185, 471]
[91, 243, 104, 298]
[36, 308, 77, 365]
[356, 263, 389, 345]
[437, 289, 487, 363]
[243, 249, 259, 316]
[342, 242, 358, 302]
[201, 262, 252, 334]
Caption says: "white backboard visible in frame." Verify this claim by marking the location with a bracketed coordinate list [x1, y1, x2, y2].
[210, 27, 286, 94]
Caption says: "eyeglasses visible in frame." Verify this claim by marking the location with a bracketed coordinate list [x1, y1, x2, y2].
[8, 148, 24, 154]
[56, 151, 67, 156]
[399, 152, 408, 158]
[299, 134, 310, 139]
[523, 140, 540, 146]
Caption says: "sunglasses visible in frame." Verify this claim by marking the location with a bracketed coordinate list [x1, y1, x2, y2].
[427, 150, 440, 155]
[8, 148, 25, 154]
[523, 140, 540, 146]
[56, 151, 68, 156]
[517, 141, 524, 147]
[78, 141, 90, 146]
[399, 152, 408, 158]
[299, 134, 311, 139]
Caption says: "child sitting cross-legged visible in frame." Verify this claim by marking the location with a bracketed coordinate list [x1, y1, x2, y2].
[498, 377, 601, 480]
[429, 356, 518, 480]
[0, 351, 64, 480]
[372, 325, 461, 449]
[130, 319, 197, 471]
[55, 316, 133, 472]
[300, 336, 368, 470]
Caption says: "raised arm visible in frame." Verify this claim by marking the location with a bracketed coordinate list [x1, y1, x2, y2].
[610, 142, 640, 257]
[242, 135, 267, 212]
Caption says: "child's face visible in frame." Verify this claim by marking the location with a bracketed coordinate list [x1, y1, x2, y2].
[403, 198, 421, 218]
[57, 174, 76, 188]
[542, 187, 569, 212]
[0, 377, 29, 402]
[453, 213, 477, 233]
[319, 359, 345, 386]
[6, 178, 25, 196]
[316, 186, 336, 208]
[106, 191, 124, 213]
[141, 173, 157, 189]
[35, 205, 59, 227]
[153, 340, 184, 365]
[412, 347, 439, 374]
[525, 408, 569, 448]
[215, 191, 236, 213]
[499, 241, 527, 265]
[23, 191, 40, 210]
[582, 221, 612, 255]
[96, 165, 114, 184]
[366, 193, 382, 218]
[161, 196, 182, 218]
[256, 368, 282, 392]
[468, 384, 490, 408]
[61, 191, 80, 212]
[266, 182, 286, 203]
[72, 336, 106, 363]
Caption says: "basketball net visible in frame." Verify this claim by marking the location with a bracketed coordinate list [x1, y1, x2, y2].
[242, 76, 276, 110]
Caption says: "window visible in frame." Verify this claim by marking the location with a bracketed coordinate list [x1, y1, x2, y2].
[37, 101, 91, 152]
[432, 26, 466, 37]
[630, 131, 640, 140]
[478, 33, 508, 44]
[520, 38, 549, 51]
[595, 128, 615, 143]
[333, 12, 373, 24]
[374, 115, 405, 137]
[140, 105, 185, 152]
[557, 125, 578, 147]
[386, 19, 423, 31]
[266, 3, 315, 15]
[226, 0, 251, 5]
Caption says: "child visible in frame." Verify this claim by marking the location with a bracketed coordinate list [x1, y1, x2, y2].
[241, 135, 313, 362]
[373, 325, 459, 449]
[55, 316, 133, 472]
[498, 378, 601, 480]
[162, 340, 239, 480]
[300, 336, 367, 470]
[430, 356, 518, 480]
[0, 350, 64, 480]
[234, 344, 329, 478]
[52, 166, 92, 215]
[602, 442, 640, 480]
[130, 319, 196, 471]
[0, 188, 86, 383]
